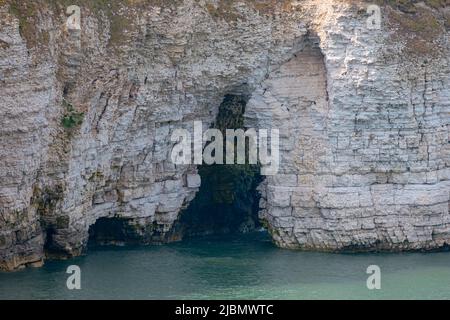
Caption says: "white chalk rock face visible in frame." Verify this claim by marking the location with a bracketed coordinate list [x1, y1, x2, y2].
[187, 174, 202, 189]
[0, 0, 449, 270]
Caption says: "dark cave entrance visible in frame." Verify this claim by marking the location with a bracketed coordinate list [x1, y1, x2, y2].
[175, 94, 264, 237]
[43, 227, 57, 253]
[88, 217, 156, 246]
[88, 217, 133, 246]
[87, 95, 265, 246]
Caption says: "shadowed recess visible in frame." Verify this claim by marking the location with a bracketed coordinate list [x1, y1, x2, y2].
[174, 94, 264, 237]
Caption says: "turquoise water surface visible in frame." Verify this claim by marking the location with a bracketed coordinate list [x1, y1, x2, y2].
[1, 232, 450, 299]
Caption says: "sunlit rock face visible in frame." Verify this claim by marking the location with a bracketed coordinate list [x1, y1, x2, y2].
[0, 0, 449, 270]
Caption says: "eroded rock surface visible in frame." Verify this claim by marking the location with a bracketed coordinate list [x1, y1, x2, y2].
[0, 0, 449, 270]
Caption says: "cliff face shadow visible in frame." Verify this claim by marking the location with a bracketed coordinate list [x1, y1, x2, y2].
[174, 94, 264, 238]
[176, 163, 263, 237]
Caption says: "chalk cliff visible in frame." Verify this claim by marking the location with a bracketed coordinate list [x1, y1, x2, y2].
[0, 0, 449, 270]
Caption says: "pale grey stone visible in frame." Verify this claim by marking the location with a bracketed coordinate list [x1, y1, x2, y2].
[186, 174, 201, 189]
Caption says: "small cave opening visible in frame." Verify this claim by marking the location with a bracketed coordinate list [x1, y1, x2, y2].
[175, 94, 265, 237]
[88, 217, 154, 246]
[88, 217, 132, 246]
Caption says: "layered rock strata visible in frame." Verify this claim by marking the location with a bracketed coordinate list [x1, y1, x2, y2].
[0, 0, 449, 270]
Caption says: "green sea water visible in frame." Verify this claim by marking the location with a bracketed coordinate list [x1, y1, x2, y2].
[1, 232, 450, 300]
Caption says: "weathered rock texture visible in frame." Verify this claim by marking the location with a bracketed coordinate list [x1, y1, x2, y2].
[0, 0, 449, 270]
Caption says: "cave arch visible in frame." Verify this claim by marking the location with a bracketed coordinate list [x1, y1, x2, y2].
[174, 94, 265, 237]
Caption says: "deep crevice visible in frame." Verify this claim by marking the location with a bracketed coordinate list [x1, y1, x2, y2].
[43, 227, 56, 252]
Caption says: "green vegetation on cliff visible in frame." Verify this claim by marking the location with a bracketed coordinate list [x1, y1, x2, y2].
[61, 99, 84, 129]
